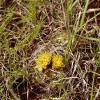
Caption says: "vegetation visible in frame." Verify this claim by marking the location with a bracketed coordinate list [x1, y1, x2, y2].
[0, 0, 100, 100]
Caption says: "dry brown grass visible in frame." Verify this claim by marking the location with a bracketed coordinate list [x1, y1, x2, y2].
[0, 0, 100, 100]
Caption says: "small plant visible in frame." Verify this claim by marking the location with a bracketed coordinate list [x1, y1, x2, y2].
[35, 51, 64, 71]
[35, 51, 52, 71]
[52, 53, 64, 70]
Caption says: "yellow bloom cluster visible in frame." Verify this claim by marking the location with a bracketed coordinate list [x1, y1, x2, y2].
[35, 51, 64, 71]
[52, 53, 64, 69]
[35, 51, 51, 71]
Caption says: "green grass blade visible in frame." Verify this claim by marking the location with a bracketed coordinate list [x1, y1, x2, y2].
[0, 13, 14, 34]
[82, 37, 100, 42]
[16, 21, 43, 49]
[28, 0, 37, 24]
[80, 0, 90, 26]
[76, 12, 100, 33]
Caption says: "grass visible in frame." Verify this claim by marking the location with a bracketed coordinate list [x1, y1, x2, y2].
[0, 0, 100, 100]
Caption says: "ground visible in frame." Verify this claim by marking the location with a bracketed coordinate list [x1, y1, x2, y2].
[0, 0, 100, 100]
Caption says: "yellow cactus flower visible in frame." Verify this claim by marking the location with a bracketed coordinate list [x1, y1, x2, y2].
[35, 51, 51, 71]
[52, 53, 64, 70]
